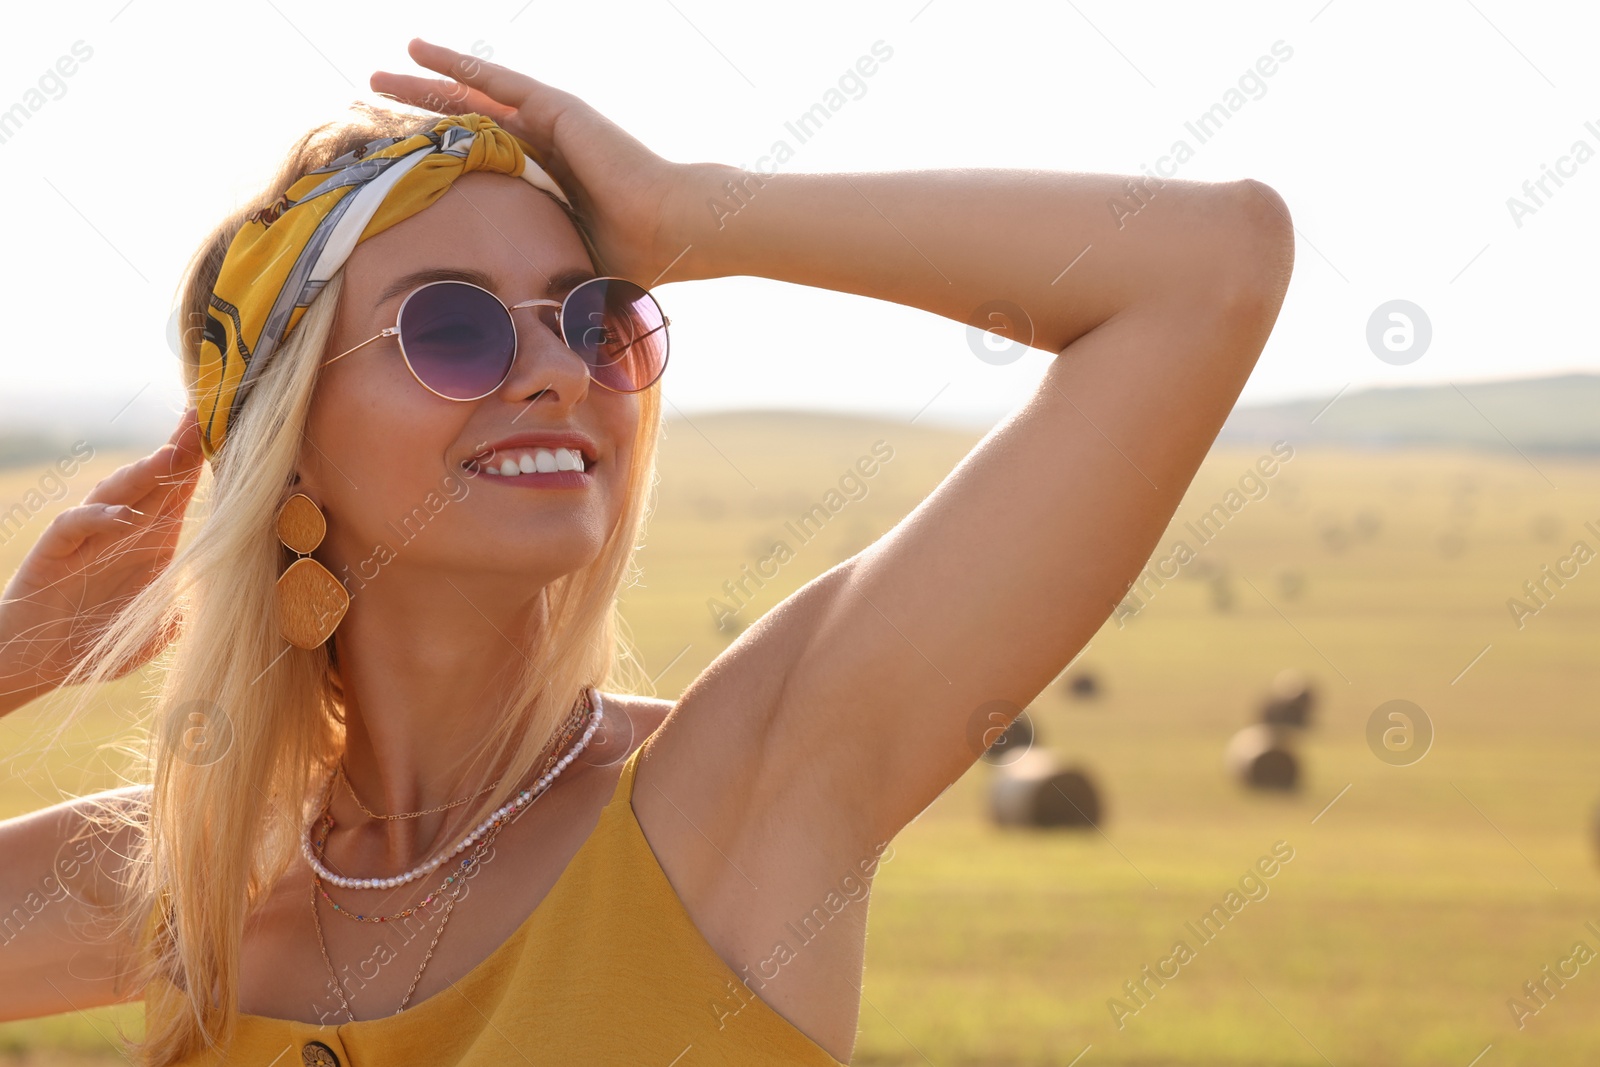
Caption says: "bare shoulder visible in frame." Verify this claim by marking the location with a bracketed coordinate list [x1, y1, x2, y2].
[593, 689, 674, 762]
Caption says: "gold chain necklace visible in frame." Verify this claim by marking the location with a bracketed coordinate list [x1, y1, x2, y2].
[309, 695, 596, 1016]
[337, 764, 500, 821]
[316, 704, 591, 925]
[337, 699, 589, 821]
[310, 817, 505, 1019]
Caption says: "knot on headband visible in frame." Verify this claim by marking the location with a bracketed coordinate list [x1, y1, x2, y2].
[193, 113, 584, 462]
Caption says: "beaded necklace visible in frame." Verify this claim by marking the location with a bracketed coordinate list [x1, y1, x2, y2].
[314, 700, 592, 925]
[310, 814, 506, 1019]
[308, 687, 605, 1019]
[299, 690, 604, 891]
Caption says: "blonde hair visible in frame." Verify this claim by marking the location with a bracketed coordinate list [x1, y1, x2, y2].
[54, 102, 662, 1066]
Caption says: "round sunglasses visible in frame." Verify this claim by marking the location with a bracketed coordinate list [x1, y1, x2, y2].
[322, 276, 670, 399]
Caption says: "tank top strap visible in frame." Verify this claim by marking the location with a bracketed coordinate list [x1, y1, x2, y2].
[603, 718, 649, 811]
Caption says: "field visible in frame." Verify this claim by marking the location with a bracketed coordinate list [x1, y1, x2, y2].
[2, 412, 1597, 1064]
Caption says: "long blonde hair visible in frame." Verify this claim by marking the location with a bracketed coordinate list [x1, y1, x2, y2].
[54, 102, 662, 1065]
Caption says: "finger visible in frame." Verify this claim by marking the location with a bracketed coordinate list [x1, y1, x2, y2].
[370, 73, 513, 123]
[165, 406, 196, 445]
[127, 409, 204, 516]
[82, 444, 181, 508]
[153, 408, 204, 488]
[36, 504, 140, 560]
[404, 38, 573, 149]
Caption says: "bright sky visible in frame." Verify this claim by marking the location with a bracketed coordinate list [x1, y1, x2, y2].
[2, 0, 1595, 430]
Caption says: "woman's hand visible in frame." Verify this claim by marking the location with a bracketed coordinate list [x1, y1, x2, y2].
[371, 38, 712, 286]
[0, 408, 204, 712]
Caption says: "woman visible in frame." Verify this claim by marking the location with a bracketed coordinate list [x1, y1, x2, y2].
[0, 37, 1293, 1067]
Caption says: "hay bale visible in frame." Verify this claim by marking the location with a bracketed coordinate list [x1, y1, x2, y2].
[1067, 671, 1101, 700]
[1260, 668, 1316, 730]
[988, 750, 1103, 828]
[980, 710, 1036, 766]
[1209, 572, 1235, 612]
[1353, 509, 1383, 540]
[1277, 569, 1307, 602]
[1225, 724, 1300, 791]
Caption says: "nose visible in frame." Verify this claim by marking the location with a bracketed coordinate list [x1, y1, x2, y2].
[497, 302, 591, 410]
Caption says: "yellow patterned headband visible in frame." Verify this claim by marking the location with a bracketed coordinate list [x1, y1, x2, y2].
[193, 113, 586, 463]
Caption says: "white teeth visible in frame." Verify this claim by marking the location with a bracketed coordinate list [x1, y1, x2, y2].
[474, 447, 591, 476]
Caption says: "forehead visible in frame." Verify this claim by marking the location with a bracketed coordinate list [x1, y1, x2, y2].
[340, 171, 592, 304]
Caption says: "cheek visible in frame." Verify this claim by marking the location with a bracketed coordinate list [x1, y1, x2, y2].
[308, 373, 461, 511]
[603, 405, 643, 498]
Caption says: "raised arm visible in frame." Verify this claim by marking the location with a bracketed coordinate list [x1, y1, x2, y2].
[668, 165, 1293, 848]
[370, 34, 1293, 908]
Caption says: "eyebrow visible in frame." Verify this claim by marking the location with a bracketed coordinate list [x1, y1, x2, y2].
[377, 266, 597, 307]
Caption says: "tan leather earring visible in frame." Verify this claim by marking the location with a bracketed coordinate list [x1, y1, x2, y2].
[274, 493, 350, 650]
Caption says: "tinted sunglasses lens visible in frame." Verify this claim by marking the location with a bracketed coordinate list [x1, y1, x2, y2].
[563, 279, 668, 392]
[398, 282, 515, 399]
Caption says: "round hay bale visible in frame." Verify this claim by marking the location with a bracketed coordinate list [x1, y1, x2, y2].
[1260, 668, 1316, 730]
[1208, 573, 1235, 612]
[1531, 513, 1562, 544]
[1353, 509, 1383, 540]
[1067, 671, 1101, 700]
[980, 710, 1036, 765]
[1225, 724, 1300, 792]
[988, 750, 1102, 829]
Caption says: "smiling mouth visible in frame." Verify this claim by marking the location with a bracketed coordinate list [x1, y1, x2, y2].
[464, 446, 595, 478]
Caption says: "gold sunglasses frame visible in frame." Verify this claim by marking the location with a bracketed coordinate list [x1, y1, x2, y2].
[320, 277, 670, 401]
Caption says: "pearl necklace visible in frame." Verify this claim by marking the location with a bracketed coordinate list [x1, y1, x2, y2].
[300, 689, 605, 891]
[313, 700, 591, 924]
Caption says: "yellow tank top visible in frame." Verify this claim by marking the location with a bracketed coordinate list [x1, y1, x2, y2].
[153, 740, 849, 1066]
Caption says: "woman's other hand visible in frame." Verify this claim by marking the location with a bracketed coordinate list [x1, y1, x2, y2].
[0, 407, 203, 712]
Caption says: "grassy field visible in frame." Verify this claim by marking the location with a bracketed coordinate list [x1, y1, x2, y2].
[2, 412, 1597, 1064]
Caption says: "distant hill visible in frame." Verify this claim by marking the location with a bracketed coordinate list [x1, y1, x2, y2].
[0, 372, 1595, 470]
[0, 387, 183, 469]
[1216, 372, 1600, 454]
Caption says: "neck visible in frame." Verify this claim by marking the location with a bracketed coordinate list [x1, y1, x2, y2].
[323, 565, 557, 866]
